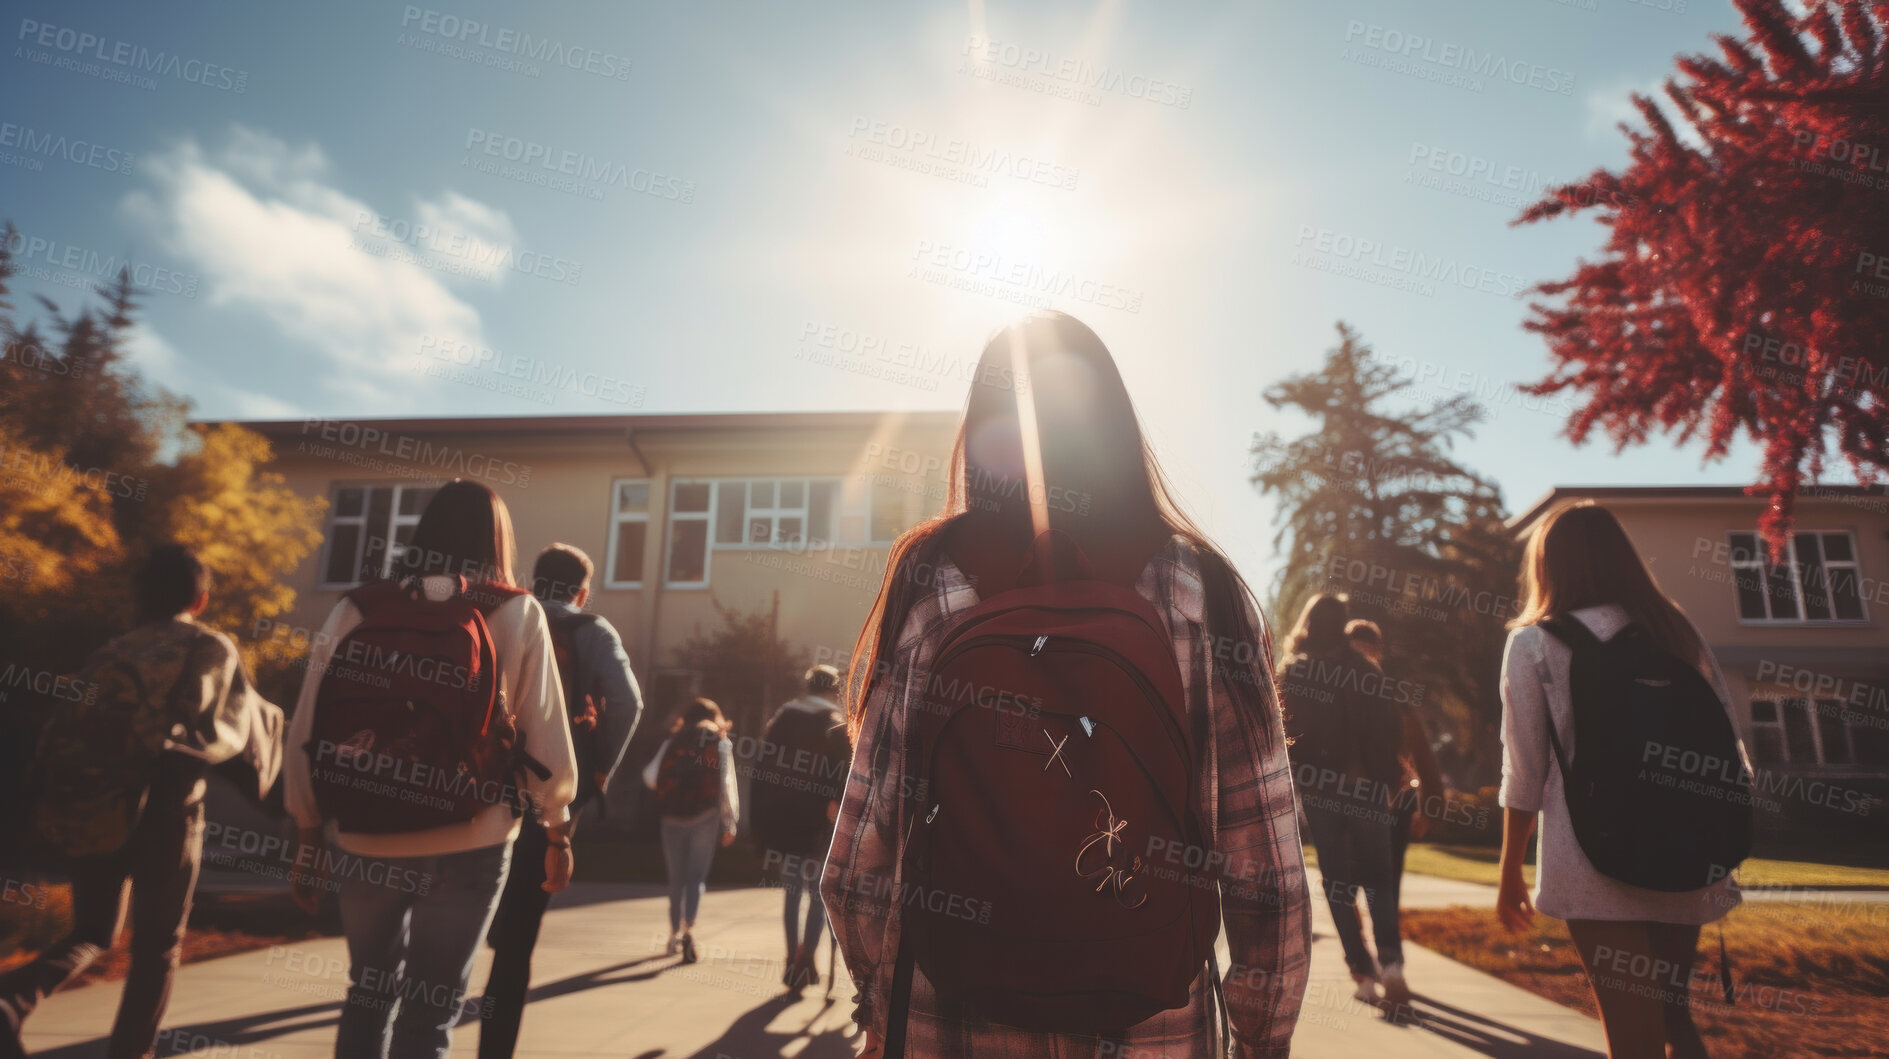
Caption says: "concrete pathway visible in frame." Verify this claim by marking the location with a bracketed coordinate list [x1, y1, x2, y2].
[22, 877, 1609, 1058]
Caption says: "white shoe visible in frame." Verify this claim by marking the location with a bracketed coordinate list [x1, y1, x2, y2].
[665, 933, 681, 956]
[1350, 972, 1380, 1004]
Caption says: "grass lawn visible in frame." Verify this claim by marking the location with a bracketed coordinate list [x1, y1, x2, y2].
[1327, 843, 1889, 890]
[1403, 902, 1889, 1059]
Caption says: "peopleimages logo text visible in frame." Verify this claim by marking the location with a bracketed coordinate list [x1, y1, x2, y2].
[1343, 21, 1575, 95]
[16, 18, 249, 92]
[398, 7, 630, 79]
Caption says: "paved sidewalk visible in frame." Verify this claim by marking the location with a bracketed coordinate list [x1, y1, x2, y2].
[22, 878, 1607, 1058]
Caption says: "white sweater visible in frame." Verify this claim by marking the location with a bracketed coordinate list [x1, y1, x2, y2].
[1499, 604, 1749, 924]
[285, 577, 578, 857]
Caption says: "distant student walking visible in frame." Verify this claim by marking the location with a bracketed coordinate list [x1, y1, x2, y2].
[1345, 620, 1446, 928]
[642, 699, 739, 964]
[286, 480, 579, 1059]
[1281, 595, 1410, 1008]
[1497, 502, 1752, 1059]
[750, 665, 850, 989]
[478, 544, 644, 1059]
[0, 546, 284, 1059]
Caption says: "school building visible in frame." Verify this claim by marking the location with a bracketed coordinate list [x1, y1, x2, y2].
[1509, 486, 1889, 835]
[237, 411, 960, 729]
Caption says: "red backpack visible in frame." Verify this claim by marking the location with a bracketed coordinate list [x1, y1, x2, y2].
[306, 577, 538, 833]
[885, 525, 1219, 1047]
[654, 725, 724, 818]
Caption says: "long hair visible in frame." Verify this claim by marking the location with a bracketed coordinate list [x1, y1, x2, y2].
[1286, 593, 1352, 659]
[846, 312, 1274, 737]
[400, 479, 516, 587]
[1510, 501, 1704, 667]
[671, 697, 731, 744]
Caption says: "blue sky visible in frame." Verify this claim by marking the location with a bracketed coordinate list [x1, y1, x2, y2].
[4, 0, 1780, 590]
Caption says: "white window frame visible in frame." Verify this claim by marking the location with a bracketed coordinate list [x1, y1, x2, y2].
[602, 478, 651, 590]
[1729, 529, 1870, 625]
[1749, 693, 1866, 767]
[317, 483, 434, 589]
[659, 476, 908, 588]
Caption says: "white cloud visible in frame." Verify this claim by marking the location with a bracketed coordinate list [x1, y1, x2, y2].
[121, 126, 515, 409]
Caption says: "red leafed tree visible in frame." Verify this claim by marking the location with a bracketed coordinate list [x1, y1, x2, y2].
[1516, 0, 1889, 546]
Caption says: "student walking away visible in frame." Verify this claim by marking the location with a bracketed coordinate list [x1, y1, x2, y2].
[823, 313, 1311, 1059]
[1344, 620, 1445, 934]
[1281, 594, 1409, 1010]
[478, 543, 643, 1059]
[1497, 502, 1752, 1059]
[1, 546, 285, 1059]
[285, 480, 578, 1059]
[642, 699, 739, 964]
[750, 664, 851, 990]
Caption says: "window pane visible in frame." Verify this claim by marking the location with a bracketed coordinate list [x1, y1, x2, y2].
[1751, 700, 1778, 723]
[1763, 552, 1799, 620]
[334, 487, 365, 518]
[618, 481, 649, 512]
[674, 482, 711, 513]
[1733, 566, 1768, 620]
[778, 516, 803, 545]
[1752, 725, 1786, 765]
[397, 486, 434, 516]
[391, 523, 419, 571]
[1728, 533, 1760, 564]
[808, 481, 835, 542]
[1829, 564, 1865, 621]
[1814, 700, 1853, 764]
[748, 516, 773, 544]
[324, 524, 363, 584]
[1781, 699, 1818, 763]
[1821, 533, 1854, 562]
[780, 480, 805, 508]
[716, 482, 747, 544]
[870, 485, 905, 542]
[365, 487, 395, 577]
[668, 520, 708, 583]
[612, 520, 647, 584]
[1796, 534, 1832, 620]
[750, 480, 776, 509]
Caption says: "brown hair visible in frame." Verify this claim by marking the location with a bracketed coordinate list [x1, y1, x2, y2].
[1286, 593, 1352, 658]
[846, 312, 1274, 738]
[533, 543, 593, 603]
[401, 479, 516, 587]
[670, 697, 731, 739]
[1344, 618, 1382, 648]
[1510, 501, 1704, 667]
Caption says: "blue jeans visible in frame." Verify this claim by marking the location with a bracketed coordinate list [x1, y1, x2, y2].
[334, 842, 512, 1059]
[781, 851, 827, 954]
[659, 813, 721, 933]
[1302, 801, 1403, 977]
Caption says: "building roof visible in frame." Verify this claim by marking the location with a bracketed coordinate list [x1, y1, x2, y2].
[220, 409, 961, 441]
[1507, 484, 1888, 535]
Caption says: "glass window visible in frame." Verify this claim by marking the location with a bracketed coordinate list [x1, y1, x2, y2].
[716, 482, 747, 544]
[320, 483, 433, 586]
[323, 523, 363, 584]
[750, 480, 776, 508]
[605, 478, 651, 588]
[1813, 700, 1854, 765]
[1728, 531, 1866, 622]
[668, 520, 708, 584]
[1781, 698, 1819, 763]
[334, 487, 365, 518]
[808, 481, 835, 542]
[674, 482, 711, 513]
[780, 480, 805, 508]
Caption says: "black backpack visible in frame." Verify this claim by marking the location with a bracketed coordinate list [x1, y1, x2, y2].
[1539, 616, 1753, 892]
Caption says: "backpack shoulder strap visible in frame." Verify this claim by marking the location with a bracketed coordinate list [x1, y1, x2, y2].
[1538, 613, 1602, 651]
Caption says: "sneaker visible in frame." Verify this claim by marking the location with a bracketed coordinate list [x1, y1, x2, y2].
[1350, 972, 1380, 1004]
[665, 934, 681, 957]
[1380, 962, 1412, 1009]
[681, 934, 698, 965]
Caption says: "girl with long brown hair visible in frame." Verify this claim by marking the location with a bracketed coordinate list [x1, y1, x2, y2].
[641, 698, 738, 963]
[821, 312, 1311, 1058]
[1496, 501, 1749, 1059]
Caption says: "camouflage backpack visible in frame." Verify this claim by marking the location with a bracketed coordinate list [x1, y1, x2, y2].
[31, 632, 214, 858]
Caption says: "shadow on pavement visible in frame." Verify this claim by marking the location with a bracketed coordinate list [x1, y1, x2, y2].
[513, 953, 673, 1006]
[28, 1000, 342, 1058]
[1407, 994, 1605, 1059]
[684, 993, 854, 1059]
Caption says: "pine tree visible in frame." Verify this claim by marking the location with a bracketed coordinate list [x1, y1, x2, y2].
[1252, 323, 1517, 786]
[1516, 0, 1889, 547]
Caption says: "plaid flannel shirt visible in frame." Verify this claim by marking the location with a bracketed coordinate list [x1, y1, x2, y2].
[821, 536, 1312, 1058]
